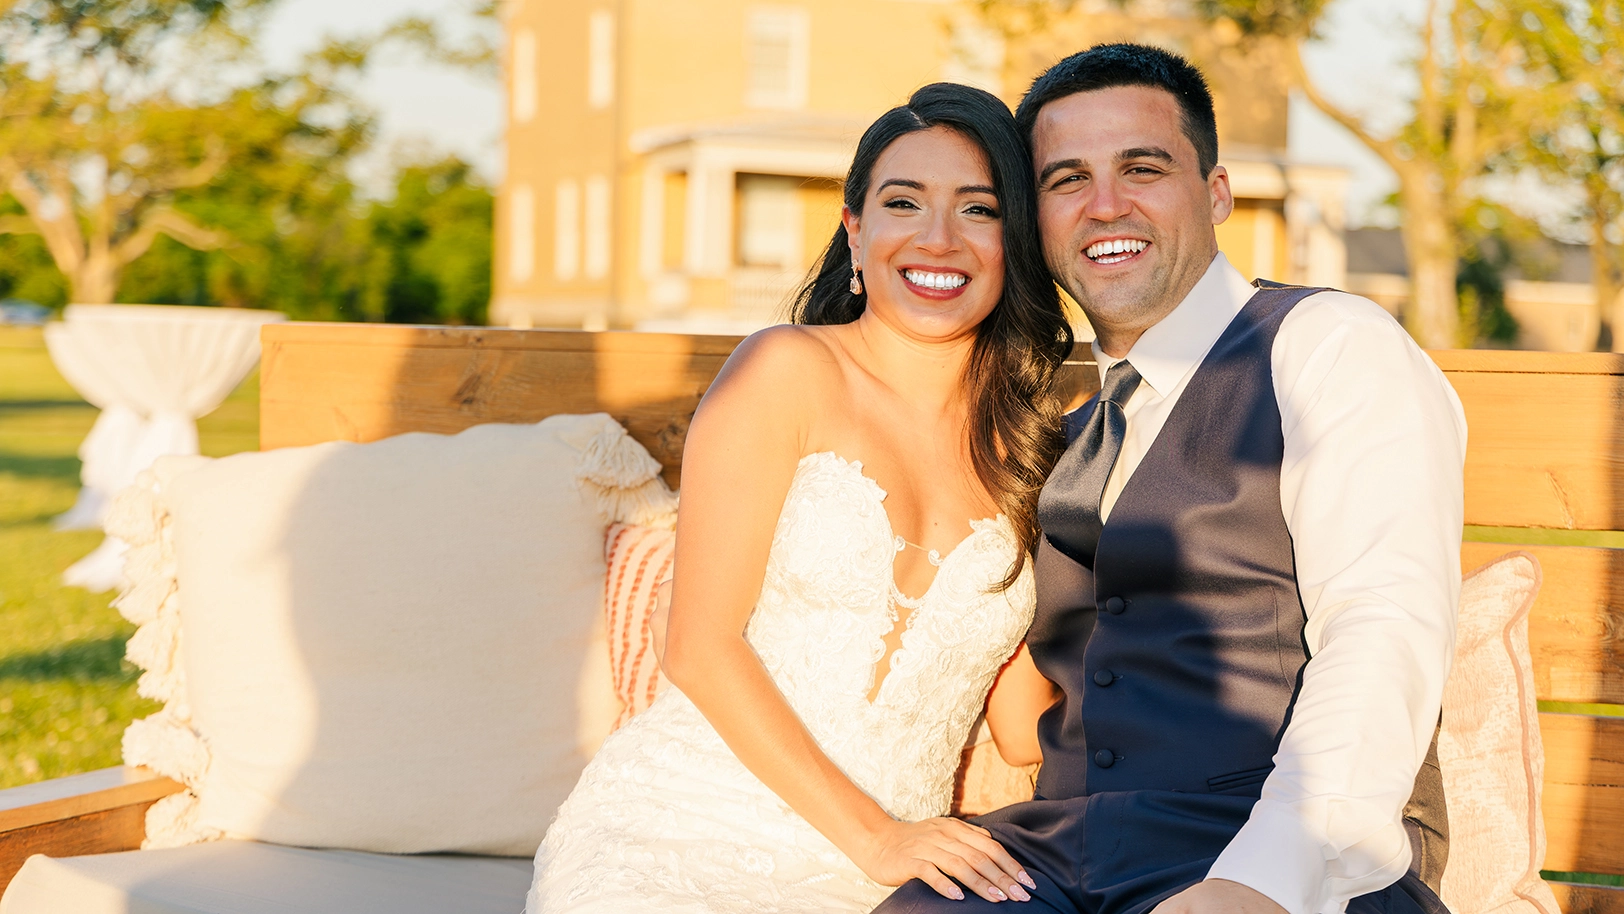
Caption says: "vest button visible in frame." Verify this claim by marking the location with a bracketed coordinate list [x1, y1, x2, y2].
[1093, 669, 1115, 687]
[1093, 749, 1116, 768]
[1104, 596, 1126, 614]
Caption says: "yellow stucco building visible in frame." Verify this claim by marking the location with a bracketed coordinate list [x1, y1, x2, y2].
[493, 0, 1349, 332]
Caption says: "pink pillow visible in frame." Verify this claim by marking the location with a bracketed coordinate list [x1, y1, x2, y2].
[603, 523, 675, 730]
[1439, 551, 1560, 914]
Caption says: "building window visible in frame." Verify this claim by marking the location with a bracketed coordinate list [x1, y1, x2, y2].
[588, 10, 615, 110]
[584, 175, 612, 280]
[555, 179, 581, 281]
[745, 7, 809, 110]
[511, 29, 537, 124]
[508, 183, 535, 283]
[736, 174, 803, 269]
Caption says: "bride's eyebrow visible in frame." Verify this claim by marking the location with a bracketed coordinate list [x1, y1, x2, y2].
[877, 178, 924, 192]
[958, 184, 995, 196]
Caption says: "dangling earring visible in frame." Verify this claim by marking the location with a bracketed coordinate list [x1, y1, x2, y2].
[849, 264, 864, 296]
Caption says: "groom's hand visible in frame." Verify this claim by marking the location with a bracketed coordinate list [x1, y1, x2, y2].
[1152, 880, 1290, 914]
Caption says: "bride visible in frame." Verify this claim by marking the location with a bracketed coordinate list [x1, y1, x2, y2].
[527, 82, 1074, 913]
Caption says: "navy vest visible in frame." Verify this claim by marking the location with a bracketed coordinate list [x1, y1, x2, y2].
[1032, 283, 1314, 798]
[1029, 283, 1446, 889]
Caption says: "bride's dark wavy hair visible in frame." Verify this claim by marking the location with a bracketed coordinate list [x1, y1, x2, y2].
[788, 83, 1074, 589]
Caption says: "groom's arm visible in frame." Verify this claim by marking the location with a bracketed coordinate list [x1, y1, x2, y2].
[1199, 292, 1466, 914]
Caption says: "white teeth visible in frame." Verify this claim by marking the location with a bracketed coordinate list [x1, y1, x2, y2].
[1085, 239, 1148, 262]
[903, 269, 968, 290]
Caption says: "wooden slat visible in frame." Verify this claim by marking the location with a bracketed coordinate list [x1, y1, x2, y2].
[1433, 349, 1624, 531]
[1552, 882, 1624, 914]
[1461, 543, 1624, 706]
[0, 770, 181, 893]
[0, 768, 178, 832]
[260, 326, 746, 488]
[1430, 350, 1624, 375]
[1542, 713, 1624, 876]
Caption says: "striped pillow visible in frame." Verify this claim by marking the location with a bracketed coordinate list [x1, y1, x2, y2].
[603, 523, 676, 729]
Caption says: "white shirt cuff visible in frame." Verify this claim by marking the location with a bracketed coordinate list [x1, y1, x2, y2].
[1205, 799, 1331, 914]
[1206, 797, 1414, 914]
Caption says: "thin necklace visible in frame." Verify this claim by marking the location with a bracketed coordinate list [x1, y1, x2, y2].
[891, 536, 943, 611]
[893, 535, 944, 567]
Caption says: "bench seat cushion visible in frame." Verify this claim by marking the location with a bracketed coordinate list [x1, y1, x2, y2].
[0, 841, 530, 914]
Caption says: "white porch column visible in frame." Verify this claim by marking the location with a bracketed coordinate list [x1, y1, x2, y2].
[640, 165, 667, 279]
[684, 152, 736, 278]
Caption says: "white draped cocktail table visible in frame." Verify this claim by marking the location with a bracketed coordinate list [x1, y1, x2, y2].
[45, 304, 285, 591]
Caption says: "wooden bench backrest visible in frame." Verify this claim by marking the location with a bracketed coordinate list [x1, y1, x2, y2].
[260, 324, 1624, 902]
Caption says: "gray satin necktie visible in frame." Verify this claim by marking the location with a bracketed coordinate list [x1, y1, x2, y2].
[1038, 360, 1143, 567]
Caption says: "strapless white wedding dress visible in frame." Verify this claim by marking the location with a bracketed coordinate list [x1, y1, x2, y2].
[526, 451, 1035, 914]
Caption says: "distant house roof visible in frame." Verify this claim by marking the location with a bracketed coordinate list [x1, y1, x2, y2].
[1344, 227, 1594, 284]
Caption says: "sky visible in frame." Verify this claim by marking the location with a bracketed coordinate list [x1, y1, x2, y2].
[260, 0, 1422, 225]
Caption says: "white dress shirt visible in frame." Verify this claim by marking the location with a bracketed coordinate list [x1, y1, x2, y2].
[1090, 254, 1466, 914]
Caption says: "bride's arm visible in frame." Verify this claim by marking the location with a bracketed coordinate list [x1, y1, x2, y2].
[660, 330, 1034, 905]
[983, 643, 1059, 767]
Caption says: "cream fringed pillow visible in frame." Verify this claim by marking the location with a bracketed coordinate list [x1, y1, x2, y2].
[1439, 552, 1560, 914]
[106, 415, 676, 856]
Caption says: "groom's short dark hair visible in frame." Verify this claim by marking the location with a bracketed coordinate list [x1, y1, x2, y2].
[1015, 43, 1219, 178]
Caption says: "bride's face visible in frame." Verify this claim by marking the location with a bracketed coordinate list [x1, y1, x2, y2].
[842, 126, 1005, 344]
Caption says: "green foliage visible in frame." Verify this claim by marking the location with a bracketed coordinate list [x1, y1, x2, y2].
[0, 0, 494, 323]
[0, 0, 374, 303]
[116, 154, 492, 323]
[1456, 253, 1517, 345]
[1192, 0, 1330, 40]
[0, 199, 67, 307]
[1453, 201, 1545, 346]
[359, 158, 492, 325]
[1502, 1, 1624, 314]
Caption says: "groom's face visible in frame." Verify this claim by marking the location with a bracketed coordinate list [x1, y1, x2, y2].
[1031, 85, 1232, 351]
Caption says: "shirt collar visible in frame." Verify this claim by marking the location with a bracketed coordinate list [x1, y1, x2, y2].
[1090, 252, 1256, 397]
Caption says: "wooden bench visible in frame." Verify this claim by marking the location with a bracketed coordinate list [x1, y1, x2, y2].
[2, 324, 1622, 909]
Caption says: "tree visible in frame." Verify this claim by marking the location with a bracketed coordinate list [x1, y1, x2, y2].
[0, 0, 369, 304]
[358, 157, 493, 325]
[118, 155, 493, 324]
[1504, 1, 1624, 349]
[1196, 0, 1545, 348]
[977, 0, 1538, 348]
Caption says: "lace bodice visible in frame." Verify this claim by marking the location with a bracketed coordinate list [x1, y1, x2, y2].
[749, 452, 1033, 820]
[528, 452, 1034, 913]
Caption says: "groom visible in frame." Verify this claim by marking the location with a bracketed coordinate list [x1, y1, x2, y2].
[876, 44, 1465, 914]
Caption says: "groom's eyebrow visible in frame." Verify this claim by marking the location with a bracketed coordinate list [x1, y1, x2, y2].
[1038, 159, 1083, 185]
[1117, 146, 1175, 165]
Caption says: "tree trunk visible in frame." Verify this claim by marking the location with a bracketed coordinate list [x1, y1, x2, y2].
[69, 256, 118, 304]
[1398, 173, 1459, 348]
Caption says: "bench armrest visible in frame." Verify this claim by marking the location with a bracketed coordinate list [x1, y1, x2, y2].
[0, 767, 183, 894]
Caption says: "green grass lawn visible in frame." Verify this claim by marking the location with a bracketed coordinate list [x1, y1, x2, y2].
[0, 325, 258, 789]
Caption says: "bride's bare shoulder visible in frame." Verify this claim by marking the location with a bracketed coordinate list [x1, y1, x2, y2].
[687, 325, 842, 467]
[711, 324, 844, 396]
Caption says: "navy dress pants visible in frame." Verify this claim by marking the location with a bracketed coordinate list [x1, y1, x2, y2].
[871, 792, 1448, 914]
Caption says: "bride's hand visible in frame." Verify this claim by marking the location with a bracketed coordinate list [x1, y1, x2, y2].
[860, 817, 1035, 903]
